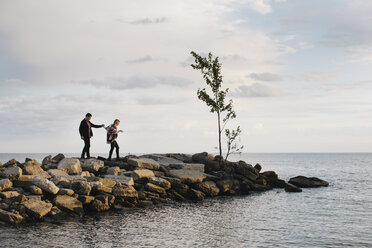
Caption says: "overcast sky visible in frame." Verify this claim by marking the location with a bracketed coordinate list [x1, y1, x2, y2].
[0, 0, 371, 154]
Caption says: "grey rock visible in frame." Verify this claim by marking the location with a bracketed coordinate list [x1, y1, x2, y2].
[285, 183, 302, 192]
[112, 185, 138, 198]
[233, 161, 259, 181]
[52, 153, 65, 163]
[58, 158, 82, 175]
[31, 176, 60, 195]
[188, 188, 205, 201]
[58, 188, 74, 196]
[0, 191, 20, 199]
[106, 166, 120, 175]
[71, 181, 92, 195]
[168, 163, 204, 172]
[168, 169, 206, 184]
[0, 166, 22, 180]
[289, 176, 329, 188]
[81, 159, 104, 173]
[128, 158, 160, 170]
[103, 175, 134, 186]
[216, 179, 234, 193]
[0, 179, 12, 192]
[145, 183, 166, 195]
[48, 169, 69, 178]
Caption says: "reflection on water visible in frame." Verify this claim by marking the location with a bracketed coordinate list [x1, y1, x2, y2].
[1, 153, 372, 247]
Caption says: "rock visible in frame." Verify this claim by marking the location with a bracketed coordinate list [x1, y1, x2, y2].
[262, 171, 278, 179]
[168, 169, 206, 184]
[103, 175, 134, 186]
[164, 177, 189, 194]
[31, 176, 60, 195]
[58, 188, 74, 196]
[71, 181, 92, 195]
[0, 209, 24, 224]
[133, 169, 155, 180]
[0, 166, 22, 180]
[29, 185, 43, 195]
[3, 159, 19, 167]
[88, 177, 117, 188]
[80, 171, 91, 177]
[23, 199, 53, 219]
[81, 159, 104, 173]
[128, 158, 160, 170]
[78, 195, 95, 205]
[42, 155, 53, 165]
[112, 185, 138, 198]
[148, 177, 171, 190]
[92, 184, 112, 194]
[254, 163, 262, 172]
[194, 181, 220, 197]
[58, 158, 82, 175]
[12, 175, 34, 187]
[0, 179, 12, 192]
[285, 183, 302, 192]
[216, 179, 233, 193]
[289, 176, 329, 188]
[192, 152, 209, 163]
[233, 161, 258, 181]
[188, 188, 205, 201]
[168, 190, 185, 201]
[48, 169, 69, 178]
[47, 206, 66, 220]
[106, 166, 120, 175]
[0, 191, 20, 199]
[265, 178, 286, 188]
[145, 183, 166, 195]
[52, 153, 65, 163]
[142, 155, 184, 167]
[23, 161, 50, 178]
[167, 153, 193, 163]
[168, 163, 204, 172]
[90, 199, 110, 212]
[54, 195, 84, 215]
[204, 160, 221, 173]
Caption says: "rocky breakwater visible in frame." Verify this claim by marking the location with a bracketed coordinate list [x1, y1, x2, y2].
[0, 152, 328, 225]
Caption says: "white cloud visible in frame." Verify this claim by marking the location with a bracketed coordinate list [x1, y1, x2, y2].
[249, 72, 282, 82]
[231, 83, 281, 97]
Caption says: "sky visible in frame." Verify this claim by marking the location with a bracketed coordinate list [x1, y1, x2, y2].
[0, 0, 371, 154]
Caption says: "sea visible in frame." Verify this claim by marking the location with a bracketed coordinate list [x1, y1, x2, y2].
[0, 153, 371, 248]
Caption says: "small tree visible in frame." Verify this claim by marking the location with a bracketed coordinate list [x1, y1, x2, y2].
[190, 51, 243, 160]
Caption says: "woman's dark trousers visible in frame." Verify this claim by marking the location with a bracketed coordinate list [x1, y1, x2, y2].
[109, 141, 119, 160]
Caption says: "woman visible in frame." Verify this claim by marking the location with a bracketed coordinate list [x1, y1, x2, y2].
[106, 119, 123, 160]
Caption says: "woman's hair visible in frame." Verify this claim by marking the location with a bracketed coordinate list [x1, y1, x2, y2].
[113, 119, 120, 125]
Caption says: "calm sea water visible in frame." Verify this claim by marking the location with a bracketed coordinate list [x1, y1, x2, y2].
[0, 153, 371, 248]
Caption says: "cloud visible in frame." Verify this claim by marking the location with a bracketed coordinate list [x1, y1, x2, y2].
[130, 17, 168, 25]
[136, 96, 186, 105]
[247, 0, 272, 14]
[126, 55, 154, 64]
[75, 75, 194, 90]
[230, 83, 281, 97]
[248, 72, 282, 82]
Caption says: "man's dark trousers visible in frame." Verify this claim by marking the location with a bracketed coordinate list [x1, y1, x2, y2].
[81, 137, 91, 159]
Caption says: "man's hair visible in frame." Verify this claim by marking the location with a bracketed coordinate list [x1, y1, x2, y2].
[86, 113, 92, 117]
[114, 119, 120, 124]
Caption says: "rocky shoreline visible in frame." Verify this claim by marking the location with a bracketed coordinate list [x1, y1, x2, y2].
[0, 152, 329, 225]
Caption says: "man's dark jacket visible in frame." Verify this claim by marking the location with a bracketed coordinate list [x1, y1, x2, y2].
[79, 119, 101, 139]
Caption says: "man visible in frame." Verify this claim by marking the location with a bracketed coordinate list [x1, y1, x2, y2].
[79, 113, 105, 159]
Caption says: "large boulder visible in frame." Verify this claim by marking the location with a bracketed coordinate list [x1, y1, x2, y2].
[233, 161, 259, 181]
[52, 153, 65, 163]
[31, 176, 60, 195]
[128, 158, 160, 170]
[71, 181, 92, 195]
[145, 183, 166, 195]
[285, 183, 302, 192]
[167, 153, 193, 163]
[58, 158, 82, 175]
[168, 169, 206, 184]
[167, 163, 204, 172]
[0, 191, 20, 199]
[148, 177, 171, 190]
[81, 159, 104, 173]
[194, 181, 220, 197]
[216, 179, 234, 193]
[0, 209, 24, 224]
[191, 152, 210, 164]
[0, 179, 12, 192]
[54, 195, 84, 215]
[23, 161, 50, 178]
[103, 175, 134, 186]
[0, 166, 22, 180]
[12, 175, 34, 187]
[48, 169, 69, 178]
[112, 185, 138, 198]
[23, 199, 53, 219]
[133, 169, 155, 180]
[288, 176, 329, 188]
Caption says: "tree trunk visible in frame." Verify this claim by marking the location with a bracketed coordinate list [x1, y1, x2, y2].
[217, 111, 222, 157]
